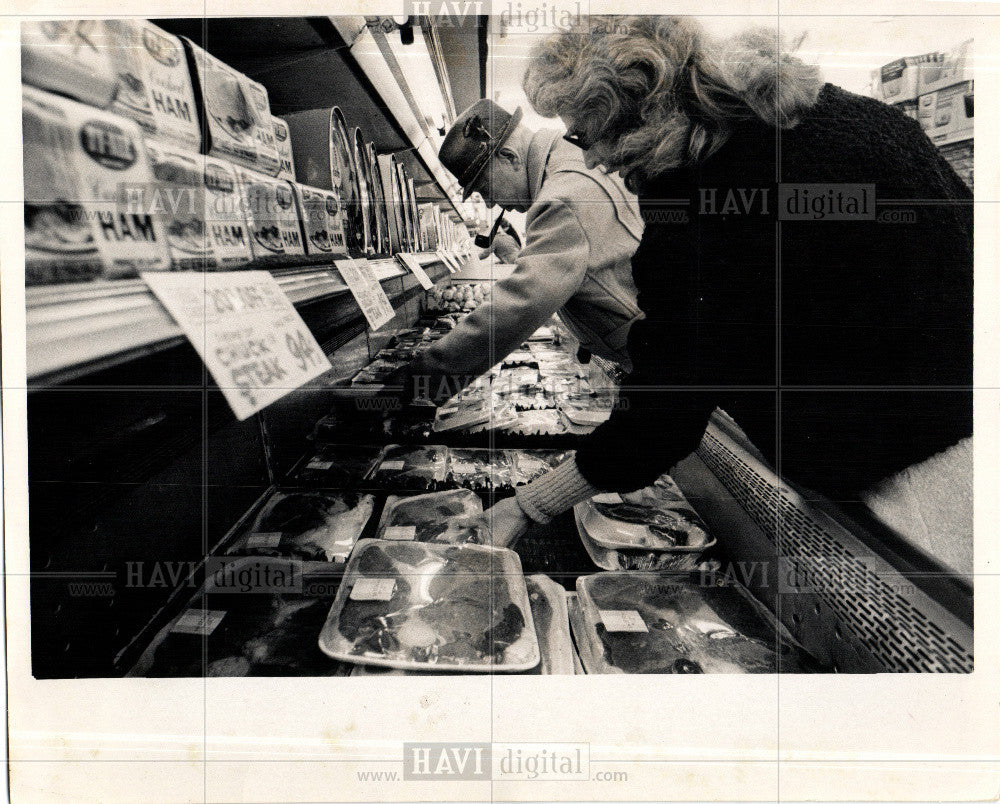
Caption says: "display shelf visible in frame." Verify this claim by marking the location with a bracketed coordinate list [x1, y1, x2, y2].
[26, 253, 459, 387]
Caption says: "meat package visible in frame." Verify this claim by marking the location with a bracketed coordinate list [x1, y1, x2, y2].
[349, 573, 575, 675]
[376, 490, 488, 545]
[574, 475, 715, 571]
[318, 540, 540, 672]
[140, 559, 349, 677]
[573, 572, 812, 674]
[508, 449, 575, 485]
[293, 183, 349, 258]
[22, 86, 172, 284]
[226, 489, 375, 562]
[446, 449, 515, 491]
[368, 445, 449, 490]
[290, 444, 386, 487]
[235, 168, 306, 264]
[524, 575, 575, 675]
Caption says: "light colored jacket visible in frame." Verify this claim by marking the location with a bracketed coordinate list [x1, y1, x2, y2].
[413, 129, 644, 392]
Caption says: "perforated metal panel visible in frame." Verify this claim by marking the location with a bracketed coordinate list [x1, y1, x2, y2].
[686, 419, 972, 673]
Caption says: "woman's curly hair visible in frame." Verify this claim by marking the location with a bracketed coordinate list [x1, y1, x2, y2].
[523, 16, 823, 192]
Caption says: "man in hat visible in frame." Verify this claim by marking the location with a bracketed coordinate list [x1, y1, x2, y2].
[401, 99, 644, 404]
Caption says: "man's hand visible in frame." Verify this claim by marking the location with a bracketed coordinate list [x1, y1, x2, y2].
[478, 229, 520, 263]
[484, 496, 532, 548]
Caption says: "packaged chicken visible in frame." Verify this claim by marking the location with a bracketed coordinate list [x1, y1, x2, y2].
[446, 449, 515, 491]
[318, 540, 540, 672]
[368, 445, 449, 490]
[524, 575, 575, 675]
[508, 449, 575, 485]
[235, 168, 306, 264]
[293, 183, 349, 258]
[573, 572, 810, 674]
[226, 489, 375, 563]
[22, 86, 172, 284]
[21, 20, 119, 109]
[377, 490, 487, 544]
[289, 444, 386, 487]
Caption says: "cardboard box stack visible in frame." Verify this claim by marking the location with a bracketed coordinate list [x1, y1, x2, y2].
[871, 39, 973, 189]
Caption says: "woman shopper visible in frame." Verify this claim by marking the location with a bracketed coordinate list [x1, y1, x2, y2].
[487, 16, 973, 545]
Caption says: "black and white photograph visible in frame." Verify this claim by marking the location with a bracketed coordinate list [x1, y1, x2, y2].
[2, 3, 997, 802]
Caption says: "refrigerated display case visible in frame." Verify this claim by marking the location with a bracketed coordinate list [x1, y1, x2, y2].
[23, 16, 972, 680]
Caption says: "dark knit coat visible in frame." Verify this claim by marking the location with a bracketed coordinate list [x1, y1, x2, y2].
[575, 84, 973, 500]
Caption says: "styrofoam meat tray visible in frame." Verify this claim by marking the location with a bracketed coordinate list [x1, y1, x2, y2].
[318, 539, 540, 672]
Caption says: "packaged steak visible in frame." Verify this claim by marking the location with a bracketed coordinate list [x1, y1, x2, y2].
[21, 20, 119, 109]
[508, 449, 575, 485]
[272, 116, 296, 181]
[293, 183, 349, 258]
[22, 86, 172, 284]
[235, 168, 306, 264]
[377, 490, 488, 544]
[574, 572, 810, 674]
[318, 540, 540, 672]
[289, 444, 386, 487]
[446, 449, 515, 491]
[524, 575, 575, 675]
[368, 445, 448, 490]
[226, 489, 375, 562]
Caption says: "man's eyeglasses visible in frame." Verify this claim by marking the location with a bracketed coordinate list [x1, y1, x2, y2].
[562, 129, 592, 150]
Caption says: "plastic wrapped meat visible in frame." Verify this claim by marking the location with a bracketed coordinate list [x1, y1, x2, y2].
[318, 540, 540, 672]
[574, 475, 712, 568]
[508, 449, 575, 485]
[574, 573, 810, 674]
[377, 490, 488, 545]
[368, 445, 449, 490]
[557, 390, 615, 427]
[352, 358, 408, 385]
[146, 569, 349, 677]
[501, 409, 568, 436]
[446, 449, 515, 491]
[227, 490, 375, 562]
[524, 575, 575, 675]
[290, 444, 386, 487]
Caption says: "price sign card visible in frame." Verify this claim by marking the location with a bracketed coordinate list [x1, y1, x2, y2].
[143, 271, 332, 421]
[397, 253, 434, 290]
[436, 250, 458, 273]
[335, 259, 395, 330]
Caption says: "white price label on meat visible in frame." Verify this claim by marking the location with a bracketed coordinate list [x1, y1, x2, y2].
[246, 532, 283, 549]
[379, 460, 406, 472]
[350, 578, 397, 601]
[171, 610, 226, 636]
[306, 460, 334, 470]
[382, 526, 417, 541]
[397, 253, 435, 290]
[335, 259, 395, 331]
[142, 272, 331, 421]
[598, 609, 649, 633]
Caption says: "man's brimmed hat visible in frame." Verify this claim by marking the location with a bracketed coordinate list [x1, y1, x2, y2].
[439, 99, 524, 201]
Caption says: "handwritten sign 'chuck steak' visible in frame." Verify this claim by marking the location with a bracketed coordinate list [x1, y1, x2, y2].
[142, 271, 332, 420]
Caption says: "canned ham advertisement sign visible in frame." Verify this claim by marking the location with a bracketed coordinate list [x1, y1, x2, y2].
[293, 184, 349, 258]
[182, 37, 261, 170]
[22, 86, 171, 283]
[236, 168, 306, 264]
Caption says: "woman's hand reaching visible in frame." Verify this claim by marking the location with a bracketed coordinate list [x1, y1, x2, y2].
[484, 496, 532, 548]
